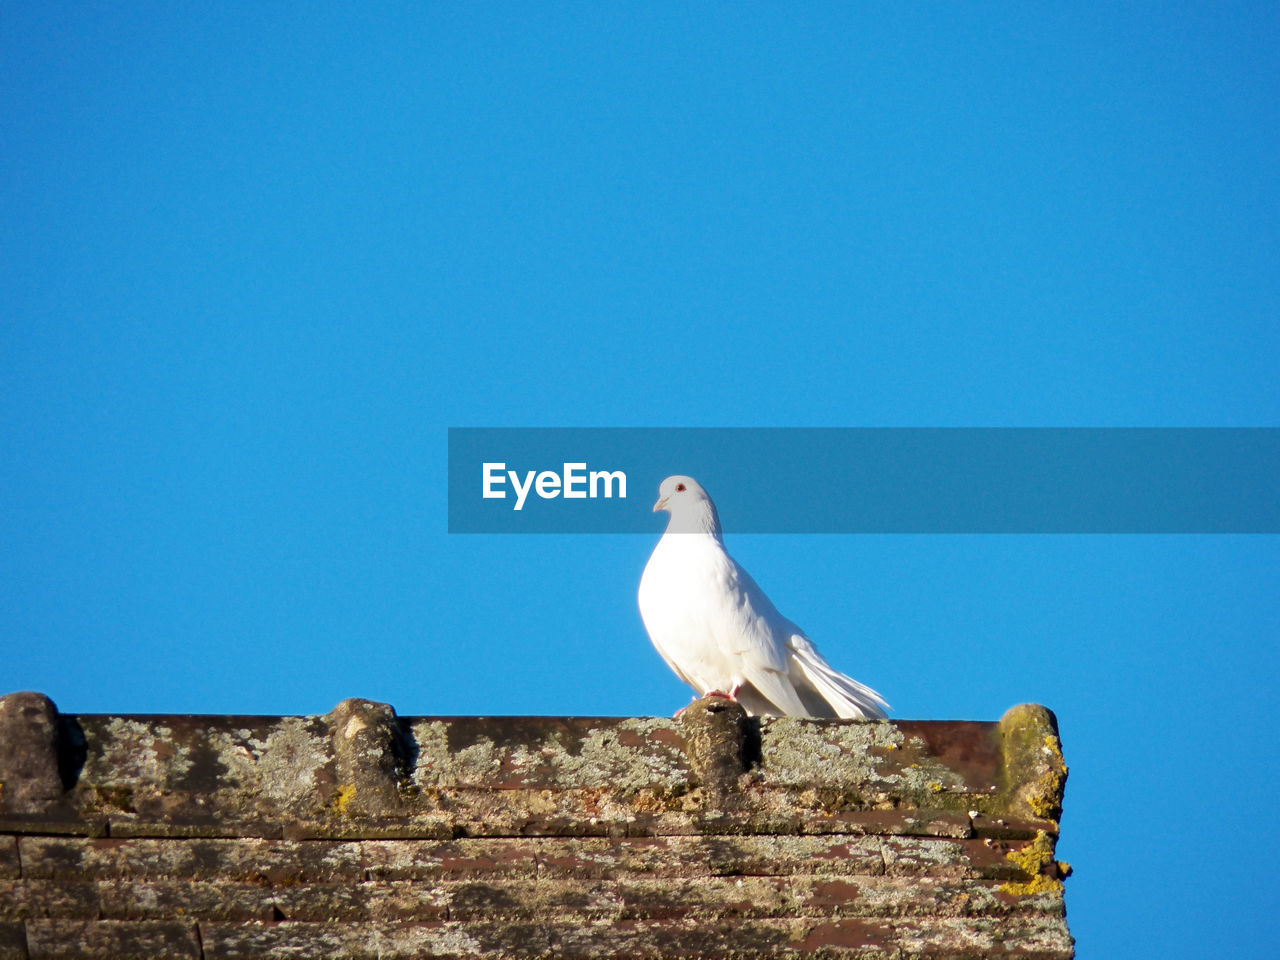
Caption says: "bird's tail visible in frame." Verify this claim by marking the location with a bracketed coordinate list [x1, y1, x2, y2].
[790, 637, 889, 720]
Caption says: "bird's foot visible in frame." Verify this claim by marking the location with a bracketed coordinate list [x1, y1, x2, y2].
[675, 687, 742, 718]
[703, 685, 742, 702]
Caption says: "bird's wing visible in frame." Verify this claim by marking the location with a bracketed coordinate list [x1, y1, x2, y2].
[719, 556, 815, 716]
[730, 556, 889, 719]
[785, 632, 890, 719]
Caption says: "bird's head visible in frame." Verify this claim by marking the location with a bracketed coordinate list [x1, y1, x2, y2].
[652, 475, 721, 535]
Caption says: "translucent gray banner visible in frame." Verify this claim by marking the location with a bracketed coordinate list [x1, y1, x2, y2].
[447, 428, 1279, 533]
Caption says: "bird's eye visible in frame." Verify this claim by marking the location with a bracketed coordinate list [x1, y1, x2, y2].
[675, 483, 686, 492]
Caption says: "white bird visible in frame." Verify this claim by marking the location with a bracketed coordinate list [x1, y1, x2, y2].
[638, 475, 889, 719]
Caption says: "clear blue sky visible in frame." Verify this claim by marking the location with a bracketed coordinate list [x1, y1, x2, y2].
[2, 4, 1277, 956]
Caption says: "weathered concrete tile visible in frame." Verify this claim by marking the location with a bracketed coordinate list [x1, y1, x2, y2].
[201, 921, 556, 959]
[789, 875, 1064, 921]
[0, 817, 106, 839]
[703, 835, 889, 879]
[450, 874, 1061, 925]
[410, 717, 692, 792]
[970, 815, 1059, 841]
[881, 836, 1021, 880]
[0, 838, 17, 881]
[601, 876, 827, 922]
[560, 915, 1075, 958]
[791, 810, 973, 839]
[789, 916, 899, 954]
[752, 717, 1026, 824]
[106, 819, 283, 840]
[442, 878, 621, 922]
[494, 877, 783, 923]
[0, 819, 106, 839]
[0, 881, 99, 920]
[49, 873, 1063, 927]
[19, 836, 555, 885]
[94, 879, 450, 923]
[283, 818, 455, 841]
[18, 838, 365, 883]
[360, 838, 539, 881]
[535, 836, 699, 880]
[96, 879, 275, 922]
[393, 786, 700, 838]
[0, 922, 25, 960]
[71, 715, 337, 822]
[889, 915, 1075, 958]
[434, 876, 782, 923]
[25, 920, 199, 959]
[534, 835, 888, 881]
[278, 881, 450, 922]
[553, 917, 886, 958]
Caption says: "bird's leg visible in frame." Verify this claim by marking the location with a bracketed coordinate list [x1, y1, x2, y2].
[703, 685, 742, 702]
[676, 686, 744, 717]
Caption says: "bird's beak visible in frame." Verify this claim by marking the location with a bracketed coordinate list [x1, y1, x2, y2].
[652, 496, 668, 513]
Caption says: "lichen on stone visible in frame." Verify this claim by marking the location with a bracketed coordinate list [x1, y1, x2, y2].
[411, 721, 504, 788]
[757, 719, 903, 784]
[757, 720, 975, 813]
[206, 717, 330, 811]
[999, 830, 1065, 897]
[998, 705, 1068, 824]
[92, 719, 194, 788]
[544, 720, 689, 794]
[334, 783, 357, 816]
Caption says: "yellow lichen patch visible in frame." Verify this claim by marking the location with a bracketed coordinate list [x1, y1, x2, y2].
[1026, 763, 1067, 820]
[999, 830, 1065, 897]
[998, 704, 1069, 822]
[334, 783, 357, 816]
[1004, 830, 1056, 874]
[1025, 733, 1069, 819]
[1002, 872, 1063, 896]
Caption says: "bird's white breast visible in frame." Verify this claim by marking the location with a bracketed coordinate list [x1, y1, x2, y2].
[638, 533, 772, 695]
